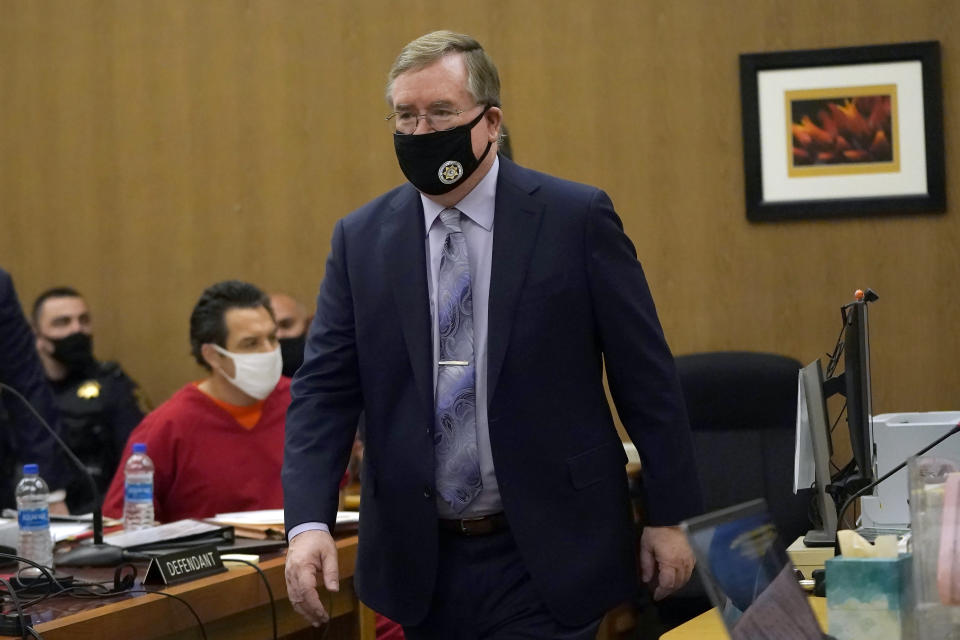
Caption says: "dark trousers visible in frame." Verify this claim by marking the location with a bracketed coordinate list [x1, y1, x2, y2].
[403, 527, 602, 640]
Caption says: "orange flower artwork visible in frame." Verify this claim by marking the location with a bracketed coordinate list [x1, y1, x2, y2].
[791, 95, 893, 167]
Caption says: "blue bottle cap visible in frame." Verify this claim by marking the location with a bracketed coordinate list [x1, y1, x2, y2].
[132, 443, 147, 454]
[23, 464, 38, 475]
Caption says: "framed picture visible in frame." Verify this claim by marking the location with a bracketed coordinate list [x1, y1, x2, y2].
[740, 41, 944, 222]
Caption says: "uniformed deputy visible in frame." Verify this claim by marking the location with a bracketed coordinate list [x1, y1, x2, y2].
[32, 287, 149, 514]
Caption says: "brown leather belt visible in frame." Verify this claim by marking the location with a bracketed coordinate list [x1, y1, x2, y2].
[438, 512, 509, 536]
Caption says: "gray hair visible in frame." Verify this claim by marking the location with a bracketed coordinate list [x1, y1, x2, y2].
[386, 31, 501, 108]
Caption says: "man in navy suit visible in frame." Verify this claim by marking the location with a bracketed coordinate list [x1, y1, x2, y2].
[0, 268, 67, 510]
[283, 31, 703, 638]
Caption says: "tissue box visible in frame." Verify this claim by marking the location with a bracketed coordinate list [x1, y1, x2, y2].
[826, 554, 914, 640]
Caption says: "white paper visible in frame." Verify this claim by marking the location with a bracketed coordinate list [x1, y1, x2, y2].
[209, 509, 284, 526]
[208, 509, 359, 527]
[794, 370, 815, 493]
[104, 518, 223, 549]
[51, 522, 94, 543]
[336, 511, 360, 526]
[0, 518, 102, 544]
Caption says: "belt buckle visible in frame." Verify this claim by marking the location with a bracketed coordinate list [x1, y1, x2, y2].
[459, 515, 487, 536]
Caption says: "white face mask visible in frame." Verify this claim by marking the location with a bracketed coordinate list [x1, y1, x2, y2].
[211, 344, 282, 400]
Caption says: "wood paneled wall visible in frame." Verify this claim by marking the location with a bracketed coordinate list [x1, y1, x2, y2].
[2, 0, 958, 416]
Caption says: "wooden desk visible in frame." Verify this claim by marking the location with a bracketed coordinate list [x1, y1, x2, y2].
[18, 536, 373, 640]
[661, 597, 827, 639]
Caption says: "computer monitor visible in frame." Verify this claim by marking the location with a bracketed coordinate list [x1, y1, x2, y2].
[800, 359, 838, 547]
[821, 293, 878, 493]
[796, 290, 878, 545]
[841, 298, 875, 488]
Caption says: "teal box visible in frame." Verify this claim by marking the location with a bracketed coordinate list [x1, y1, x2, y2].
[826, 553, 914, 640]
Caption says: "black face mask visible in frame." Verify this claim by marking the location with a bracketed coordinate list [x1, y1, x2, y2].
[46, 332, 95, 373]
[279, 334, 306, 378]
[393, 106, 494, 195]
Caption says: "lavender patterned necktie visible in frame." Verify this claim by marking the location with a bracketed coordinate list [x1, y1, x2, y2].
[434, 208, 482, 512]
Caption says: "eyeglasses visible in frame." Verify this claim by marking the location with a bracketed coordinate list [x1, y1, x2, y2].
[385, 105, 477, 135]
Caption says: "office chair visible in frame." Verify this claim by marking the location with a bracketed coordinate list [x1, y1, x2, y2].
[651, 351, 813, 629]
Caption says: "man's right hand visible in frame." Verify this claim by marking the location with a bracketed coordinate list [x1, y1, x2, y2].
[285, 529, 340, 626]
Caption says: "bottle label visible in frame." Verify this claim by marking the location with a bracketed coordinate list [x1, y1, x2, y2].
[18, 507, 50, 531]
[125, 482, 153, 502]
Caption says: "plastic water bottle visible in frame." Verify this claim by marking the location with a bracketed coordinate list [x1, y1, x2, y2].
[123, 443, 155, 530]
[16, 464, 53, 573]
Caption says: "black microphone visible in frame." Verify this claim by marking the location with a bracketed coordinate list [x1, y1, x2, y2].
[0, 382, 124, 567]
[837, 422, 960, 530]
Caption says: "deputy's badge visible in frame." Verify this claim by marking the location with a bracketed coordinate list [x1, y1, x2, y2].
[438, 160, 464, 185]
[76, 381, 101, 399]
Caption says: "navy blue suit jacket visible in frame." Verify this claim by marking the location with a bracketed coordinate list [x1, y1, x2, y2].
[0, 268, 66, 499]
[283, 158, 703, 625]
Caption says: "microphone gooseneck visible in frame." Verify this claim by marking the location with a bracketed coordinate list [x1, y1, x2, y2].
[0, 382, 124, 566]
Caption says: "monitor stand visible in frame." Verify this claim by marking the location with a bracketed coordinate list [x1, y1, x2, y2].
[803, 528, 836, 547]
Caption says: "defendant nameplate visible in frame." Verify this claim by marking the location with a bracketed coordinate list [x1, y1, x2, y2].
[143, 543, 227, 586]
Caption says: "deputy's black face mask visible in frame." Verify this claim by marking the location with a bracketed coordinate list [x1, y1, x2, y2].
[279, 334, 306, 378]
[393, 106, 494, 196]
[46, 331, 95, 372]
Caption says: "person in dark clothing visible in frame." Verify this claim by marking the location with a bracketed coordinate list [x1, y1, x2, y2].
[32, 287, 148, 514]
[269, 292, 311, 378]
[0, 268, 68, 511]
[283, 31, 701, 638]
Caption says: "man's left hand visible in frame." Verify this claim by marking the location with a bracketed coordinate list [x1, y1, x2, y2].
[639, 525, 695, 600]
